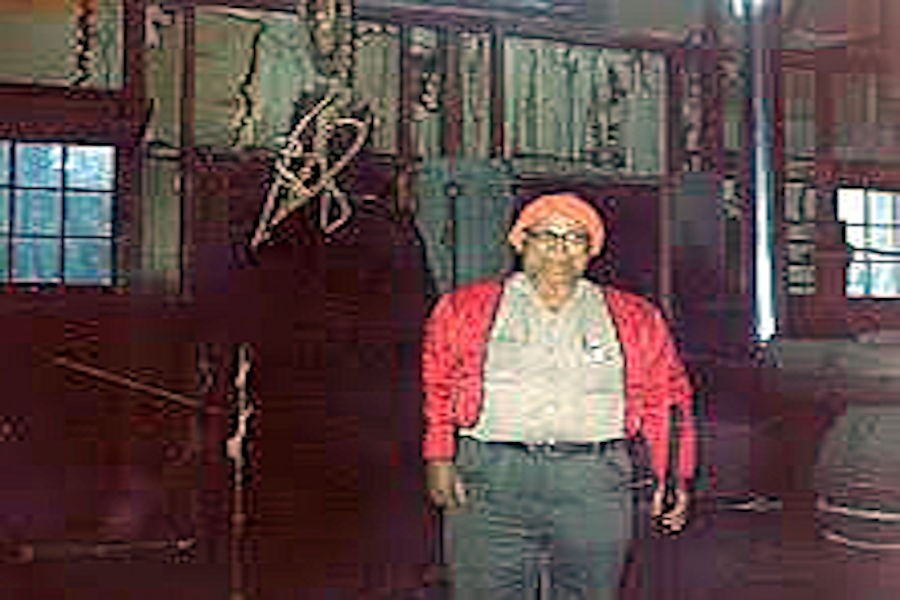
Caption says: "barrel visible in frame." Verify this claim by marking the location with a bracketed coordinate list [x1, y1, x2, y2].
[814, 404, 900, 551]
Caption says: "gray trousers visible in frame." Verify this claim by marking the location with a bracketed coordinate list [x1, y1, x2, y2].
[445, 437, 635, 600]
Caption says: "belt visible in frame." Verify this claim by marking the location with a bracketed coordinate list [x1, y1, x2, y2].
[480, 438, 626, 456]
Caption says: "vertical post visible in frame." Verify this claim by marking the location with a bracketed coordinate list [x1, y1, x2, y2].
[441, 27, 462, 290]
[660, 50, 684, 319]
[227, 343, 254, 600]
[745, 0, 779, 342]
[442, 28, 463, 160]
[179, 3, 196, 301]
[489, 27, 505, 160]
[397, 24, 415, 214]
[814, 70, 836, 219]
[193, 342, 212, 560]
[123, 0, 146, 289]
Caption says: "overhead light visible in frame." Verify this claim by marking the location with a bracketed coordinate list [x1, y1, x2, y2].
[730, 0, 768, 18]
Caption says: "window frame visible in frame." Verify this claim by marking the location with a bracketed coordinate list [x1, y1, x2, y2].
[0, 0, 143, 296]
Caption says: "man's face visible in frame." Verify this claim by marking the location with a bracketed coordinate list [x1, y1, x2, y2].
[520, 213, 593, 288]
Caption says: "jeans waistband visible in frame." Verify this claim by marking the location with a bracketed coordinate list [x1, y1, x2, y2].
[466, 437, 627, 457]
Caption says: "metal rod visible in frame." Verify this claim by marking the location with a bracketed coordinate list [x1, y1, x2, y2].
[228, 342, 254, 600]
[50, 355, 223, 415]
[5, 538, 196, 564]
[193, 343, 214, 559]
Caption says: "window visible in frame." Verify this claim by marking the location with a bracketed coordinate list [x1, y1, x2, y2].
[503, 37, 665, 175]
[0, 140, 116, 286]
[838, 188, 900, 298]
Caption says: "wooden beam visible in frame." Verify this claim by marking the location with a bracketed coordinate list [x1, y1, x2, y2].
[179, 4, 196, 300]
[441, 28, 462, 159]
[158, 0, 679, 52]
[489, 26, 504, 160]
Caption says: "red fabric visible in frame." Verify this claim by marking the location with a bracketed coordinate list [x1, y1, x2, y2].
[422, 278, 697, 488]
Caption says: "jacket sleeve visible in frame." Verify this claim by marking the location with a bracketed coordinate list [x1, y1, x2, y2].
[422, 293, 459, 462]
[642, 305, 697, 489]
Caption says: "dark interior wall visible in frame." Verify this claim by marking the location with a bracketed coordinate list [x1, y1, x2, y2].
[847, 300, 900, 334]
[670, 172, 727, 349]
[188, 154, 433, 594]
[0, 293, 231, 594]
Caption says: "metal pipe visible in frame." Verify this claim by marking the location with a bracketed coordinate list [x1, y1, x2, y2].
[744, 0, 779, 341]
[50, 355, 224, 415]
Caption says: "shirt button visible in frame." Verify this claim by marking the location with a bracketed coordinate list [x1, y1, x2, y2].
[546, 405, 556, 414]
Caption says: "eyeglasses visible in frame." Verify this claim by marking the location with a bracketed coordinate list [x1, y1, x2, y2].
[524, 229, 590, 251]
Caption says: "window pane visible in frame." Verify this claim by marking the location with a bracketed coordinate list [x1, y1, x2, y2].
[12, 238, 60, 283]
[845, 224, 867, 250]
[65, 146, 115, 190]
[837, 188, 866, 224]
[0, 188, 8, 234]
[846, 261, 868, 296]
[788, 264, 815, 286]
[853, 250, 874, 263]
[64, 239, 112, 284]
[15, 144, 63, 188]
[787, 243, 813, 265]
[868, 191, 897, 225]
[869, 224, 891, 254]
[870, 263, 900, 296]
[65, 192, 113, 236]
[867, 225, 900, 257]
[14, 189, 62, 235]
[0, 140, 9, 185]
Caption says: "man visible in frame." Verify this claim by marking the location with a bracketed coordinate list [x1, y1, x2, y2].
[422, 192, 696, 599]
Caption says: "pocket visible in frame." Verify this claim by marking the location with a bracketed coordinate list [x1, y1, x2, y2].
[484, 340, 529, 380]
[602, 447, 634, 489]
[455, 436, 484, 470]
[446, 478, 489, 516]
[582, 360, 624, 396]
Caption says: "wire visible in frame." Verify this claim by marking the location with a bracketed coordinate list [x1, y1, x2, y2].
[249, 93, 371, 248]
[847, 244, 900, 257]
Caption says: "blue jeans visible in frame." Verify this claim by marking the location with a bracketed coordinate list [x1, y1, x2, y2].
[445, 437, 635, 599]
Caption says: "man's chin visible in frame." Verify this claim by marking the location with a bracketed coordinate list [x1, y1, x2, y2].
[543, 272, 575, 282]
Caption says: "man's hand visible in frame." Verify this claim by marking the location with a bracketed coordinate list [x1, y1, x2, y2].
[425, 461, 466, 510]
[651, 486, 690, 534]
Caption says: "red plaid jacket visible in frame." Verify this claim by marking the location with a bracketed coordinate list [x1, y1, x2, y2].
[422, 277, 697, 488]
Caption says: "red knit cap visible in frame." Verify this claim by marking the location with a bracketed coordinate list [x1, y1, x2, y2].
[507, 193, 606, 256]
